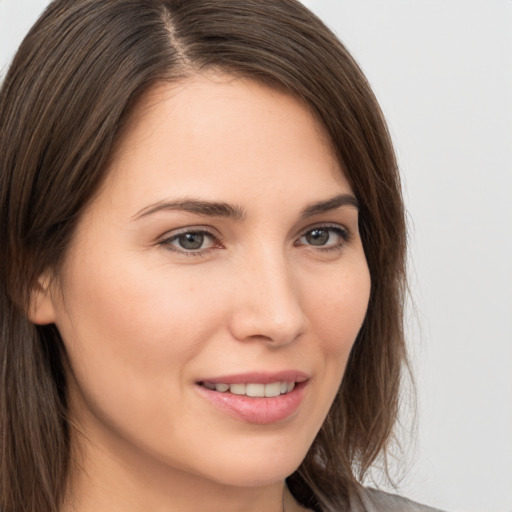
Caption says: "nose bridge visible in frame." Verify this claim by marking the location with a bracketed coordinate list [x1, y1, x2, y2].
[229, 244, 306, 345]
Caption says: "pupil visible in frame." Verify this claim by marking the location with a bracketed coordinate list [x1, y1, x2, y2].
[179, 233, 204, 250]
[306, 229, 329, 246]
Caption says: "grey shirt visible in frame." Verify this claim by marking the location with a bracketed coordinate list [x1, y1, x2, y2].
[351, 488, 445, 512]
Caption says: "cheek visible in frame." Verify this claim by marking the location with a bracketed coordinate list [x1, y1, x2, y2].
[306, 264, 371, 354]
[53, 252, 230, 416]
[296, 259, 371, 407]
[58, 255, 220, 353]
[54, 255, 232, 450]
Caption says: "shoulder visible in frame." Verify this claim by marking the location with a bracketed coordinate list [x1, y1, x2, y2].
[353, 487, 446, 512]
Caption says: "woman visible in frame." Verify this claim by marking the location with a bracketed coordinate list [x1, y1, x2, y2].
[0, 1, 442, 511]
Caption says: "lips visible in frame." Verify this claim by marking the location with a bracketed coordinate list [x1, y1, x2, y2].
[195, 371, 309, 424]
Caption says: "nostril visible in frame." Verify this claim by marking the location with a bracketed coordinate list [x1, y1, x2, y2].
[228, 312, 306, 346]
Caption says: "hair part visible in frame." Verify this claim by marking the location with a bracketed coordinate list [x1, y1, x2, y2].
[0, 1, 408, 511]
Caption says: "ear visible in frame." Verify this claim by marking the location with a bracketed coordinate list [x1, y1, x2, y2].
[27, 273, 57, 325]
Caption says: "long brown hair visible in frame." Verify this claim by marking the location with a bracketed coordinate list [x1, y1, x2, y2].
[0, 1, 407, 511]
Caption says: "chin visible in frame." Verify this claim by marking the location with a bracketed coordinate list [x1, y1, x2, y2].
[205, 460, 302, 489]
[185, 440, 308, 489]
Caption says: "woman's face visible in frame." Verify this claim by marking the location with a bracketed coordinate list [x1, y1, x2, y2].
[43, 75, 371, 489]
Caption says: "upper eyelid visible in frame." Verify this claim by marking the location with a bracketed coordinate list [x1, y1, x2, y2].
[159, 226, 221, 241]
[158, 222, 350, 238]
[300, 225, 349, 238]
[297, 222, 350, 237]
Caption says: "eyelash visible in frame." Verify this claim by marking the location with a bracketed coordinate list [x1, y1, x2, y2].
[159, 228, 221, 257]
[295, 225, 351, 252]
[159, 224, 351, 257]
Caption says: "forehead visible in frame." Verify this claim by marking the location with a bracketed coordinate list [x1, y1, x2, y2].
[119, 72, 334, 155]
[98, 72, 350, 213]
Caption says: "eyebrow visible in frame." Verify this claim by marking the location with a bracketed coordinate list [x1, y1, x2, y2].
[299, 193, 359, 219]
[133, 193, 358, 221]
[133, 198, 246, 221]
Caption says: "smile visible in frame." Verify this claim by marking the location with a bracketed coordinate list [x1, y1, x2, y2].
[195, 372, 309, 424]
[200, 381, 295, 397]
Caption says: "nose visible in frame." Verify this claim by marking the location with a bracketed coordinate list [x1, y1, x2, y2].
[228, 250, 307, 346]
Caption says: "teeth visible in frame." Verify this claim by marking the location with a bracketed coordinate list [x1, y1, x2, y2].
[202, 381, 296, 397]
[229, 383, 246, 395]
[264, 382, 281, 397]
[246, 383, 265, 397]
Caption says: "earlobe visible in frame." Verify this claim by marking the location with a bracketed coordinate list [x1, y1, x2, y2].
[28, 273, 57, 325]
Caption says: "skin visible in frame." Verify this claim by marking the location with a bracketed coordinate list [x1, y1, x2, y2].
[31, 74, 371, 512]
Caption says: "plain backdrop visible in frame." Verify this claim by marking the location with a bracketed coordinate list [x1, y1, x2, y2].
[1, 1, 511, 511]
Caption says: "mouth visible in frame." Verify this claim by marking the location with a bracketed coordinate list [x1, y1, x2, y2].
[195, 372, 309, 424]
[198, 381, 296, 397]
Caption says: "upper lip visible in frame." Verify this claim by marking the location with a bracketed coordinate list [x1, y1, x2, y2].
[197, 370, 309, 385]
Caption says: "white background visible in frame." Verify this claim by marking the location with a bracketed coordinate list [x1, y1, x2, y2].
[1, 1, 511, 511]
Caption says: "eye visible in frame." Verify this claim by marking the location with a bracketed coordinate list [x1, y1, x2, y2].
[160, 229, 220, 255]
[297, 225, 350, 250]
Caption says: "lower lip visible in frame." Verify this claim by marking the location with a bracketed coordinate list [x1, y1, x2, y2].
[195, 382, 307, 425]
